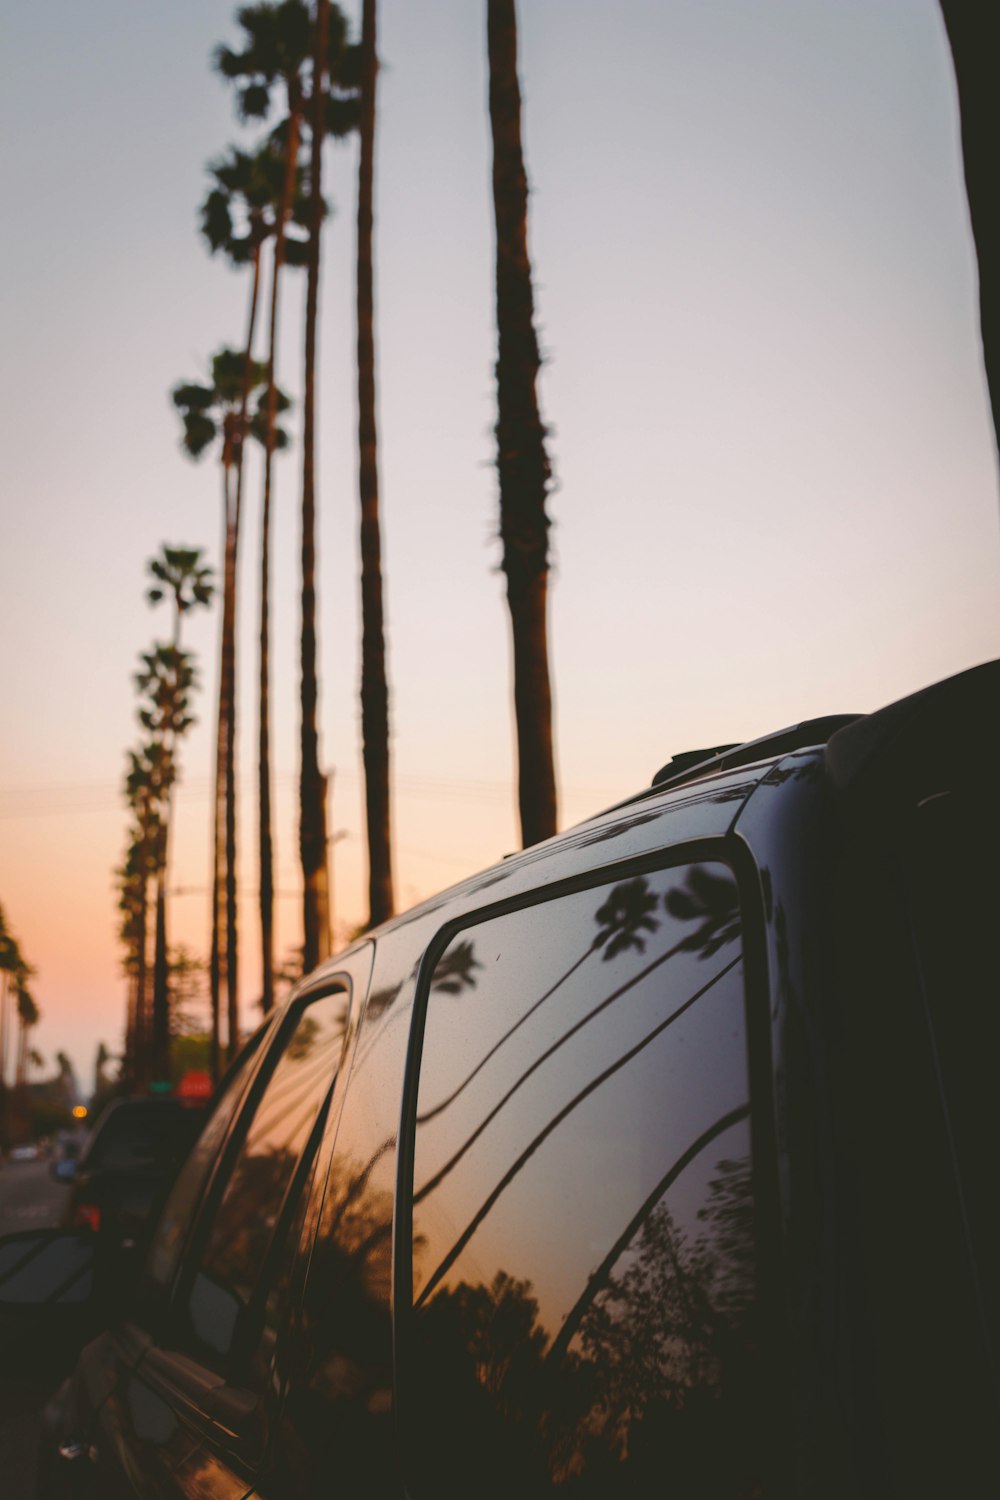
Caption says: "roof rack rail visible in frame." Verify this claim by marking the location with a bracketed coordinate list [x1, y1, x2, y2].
[652, 714, 861, 791]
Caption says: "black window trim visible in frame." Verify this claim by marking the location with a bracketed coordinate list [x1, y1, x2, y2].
[165, 974, 357, 1380]
[392, 831, 781, 1467]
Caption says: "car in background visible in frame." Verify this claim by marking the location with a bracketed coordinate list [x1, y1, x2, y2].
[0, 659, 995, 1498]
[6, 1142, 41, 1163]
[59, 1097, 208, 1248]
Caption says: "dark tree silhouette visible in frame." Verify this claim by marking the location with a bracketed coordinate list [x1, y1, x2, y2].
[172, 352, 275, 1068]
[357, 0, 394, 927]
[939, 4, 1000, 461]
[300, 1, 359, 972]
[488, 0, 557, 849]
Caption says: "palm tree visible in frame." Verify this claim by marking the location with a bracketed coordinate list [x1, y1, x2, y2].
[134, 644, 199, 1084]
[146, 546, 214, 650]
[217, 2, 312, 1016]
[173, 354, 273, 1069]
[356, 0, 394, 926]
[119, 743, 167, 1087]
[939, 5, 1000, 461]
[0, 924, 33, 1149]
[216, 0, 355, 1002]
[145, 548, 213, 1079]
[300, 1, 359, 971]
[14, 981, 40, 1090]
[487, 0, 557, 848]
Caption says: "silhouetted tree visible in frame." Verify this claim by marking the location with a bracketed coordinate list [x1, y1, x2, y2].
[173, 354, 277, 1068]
[356, 0, 394, 927]
[134, 643, 199, 1083]
[202, 146, 287, 1070]
[217, 0, 313, 1015]
[487, 0, 557, 849]
[300, 1, 359, 971]
[939, 4, 1000, 460]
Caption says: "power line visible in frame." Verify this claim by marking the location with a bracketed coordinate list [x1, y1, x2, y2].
[0, 769, 620, 821]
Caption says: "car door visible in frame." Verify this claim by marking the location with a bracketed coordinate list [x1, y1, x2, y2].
[77, 950, 372, 1500]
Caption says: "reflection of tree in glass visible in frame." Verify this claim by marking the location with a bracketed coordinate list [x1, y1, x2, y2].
[413, 873, 740, 1220]
[415, 958, 741, 1299]
[286, 1013, 321, 1061]
[202, 1146, 298, 1315]
[286, 1156, 407, 1498]
[354, 947, 478, 1075]
[419, 869, 735, 1133]
[411, 1155, 762, 1496]
[430, 939, 482, 995]
[417, 876, 663, 1127]
[665, 866, 739, 958]
[593, 878, 660, 958]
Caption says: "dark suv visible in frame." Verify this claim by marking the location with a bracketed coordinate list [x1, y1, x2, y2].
[2, 660, 995, 1498]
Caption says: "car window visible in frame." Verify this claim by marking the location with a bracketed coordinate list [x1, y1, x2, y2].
[401, 861, 772, 1497]
[143, 1030, 266, 1301]
[182, 990, 350, 1369]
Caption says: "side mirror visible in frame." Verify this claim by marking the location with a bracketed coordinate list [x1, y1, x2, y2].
[0, 1228, 94, 1306]
[50, 1157, 78, 1184]
[0, 1229, 104, 1385]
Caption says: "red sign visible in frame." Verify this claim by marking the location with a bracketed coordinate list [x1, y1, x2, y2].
[176, 1069, 213, 1103]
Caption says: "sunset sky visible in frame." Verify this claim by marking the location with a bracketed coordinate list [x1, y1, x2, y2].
[2, 0, 998, 1093]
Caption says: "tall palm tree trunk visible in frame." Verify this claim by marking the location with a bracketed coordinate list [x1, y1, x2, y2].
[210, 462, 231, 1083]
[357, 0, 394, 928]
[150, 856, 170, 1082]
[225, 241, 264, 1061]
[259, 89, 302, 1017]
[487, 0, 557, 849]
[301, 0, 332, 974]
[134, 830, 150, 1088]
[151, 616, 185, 1084]
[940, 4, 1000, 460]
[0, 974, 8, 1145]
[14, 1014, 26, 1090]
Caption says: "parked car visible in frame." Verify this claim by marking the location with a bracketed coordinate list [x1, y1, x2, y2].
[6, 1142, 41, 1163]
[1, 659, 995, 1498]
[58, 1097, 208, 1248]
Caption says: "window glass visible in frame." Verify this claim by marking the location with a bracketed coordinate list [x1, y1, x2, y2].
[144, 1032, 264, 1298]
[185, 991, 349, 1364]
[405, 863, 768, 1496]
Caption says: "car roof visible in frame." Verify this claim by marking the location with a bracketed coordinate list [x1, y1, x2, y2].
[307, 657, 999, 986]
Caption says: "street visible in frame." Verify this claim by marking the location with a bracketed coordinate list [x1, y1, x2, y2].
[0, 1159, 72, 1498]
[0, 1159, 70, 1236]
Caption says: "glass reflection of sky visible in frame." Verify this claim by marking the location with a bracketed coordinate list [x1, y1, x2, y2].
[412, 865, 749, 1339]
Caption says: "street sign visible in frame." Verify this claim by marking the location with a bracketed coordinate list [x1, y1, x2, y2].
[176, 1069, 213, 1103]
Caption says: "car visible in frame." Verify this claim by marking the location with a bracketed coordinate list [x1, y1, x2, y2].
[56, 1097, 208, 1247]
[6, 1143, 41, 1163]
[1, 658, 996, 1498]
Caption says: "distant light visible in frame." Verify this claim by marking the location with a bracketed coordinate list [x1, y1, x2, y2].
[149, 1080, 173, 1095]
[71, 1105, 88, 1119]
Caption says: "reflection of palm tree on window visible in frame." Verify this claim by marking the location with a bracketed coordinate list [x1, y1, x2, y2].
[414, 956, 742, 1307]
[411, 1153, 758, 1492]
[544, 1116, 749, 1370]
[418, 870, 735, 1129]
[413, 874, 739, 1208]
[353, 944, 482, 1076]
[418, 876, 665, 1127]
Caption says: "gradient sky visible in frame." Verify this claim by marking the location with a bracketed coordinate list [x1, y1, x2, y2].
[1, 0, 998, 1093]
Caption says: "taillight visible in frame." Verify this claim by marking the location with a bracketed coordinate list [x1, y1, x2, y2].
[73, 1203, 101, 1233]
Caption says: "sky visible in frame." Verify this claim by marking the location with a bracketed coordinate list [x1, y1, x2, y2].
[1, 0, 998, 1094]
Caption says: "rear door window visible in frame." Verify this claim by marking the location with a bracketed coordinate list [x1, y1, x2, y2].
[401, 860, 773, 1496]
[177, 991, 349, 1368]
